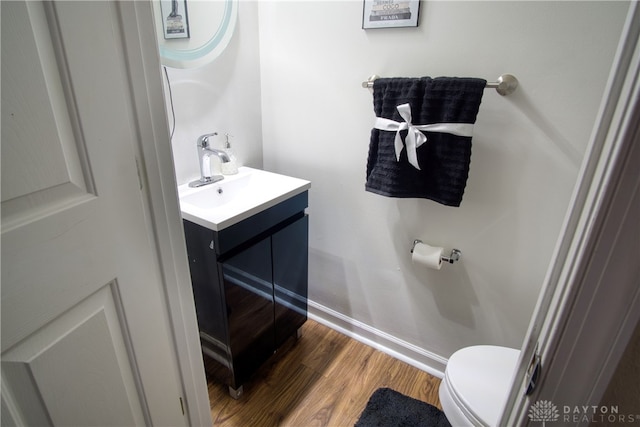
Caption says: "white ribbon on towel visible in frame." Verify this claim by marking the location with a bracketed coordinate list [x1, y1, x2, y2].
[374, 103, 475, 170]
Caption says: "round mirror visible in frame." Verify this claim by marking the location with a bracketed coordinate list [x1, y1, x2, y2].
[153, 0, 238, 69]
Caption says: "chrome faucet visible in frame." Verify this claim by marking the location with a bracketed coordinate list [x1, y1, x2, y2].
[189, 132, 231, 188]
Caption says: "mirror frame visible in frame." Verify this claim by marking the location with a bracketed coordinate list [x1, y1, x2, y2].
[157, 0, 238, 69]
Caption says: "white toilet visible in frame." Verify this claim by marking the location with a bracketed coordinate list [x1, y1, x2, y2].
[439, 345, 520, 426]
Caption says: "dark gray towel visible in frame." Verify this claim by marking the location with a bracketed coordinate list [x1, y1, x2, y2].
[365, 77, 486, 207]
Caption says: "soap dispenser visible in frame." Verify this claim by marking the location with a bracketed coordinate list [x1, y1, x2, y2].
[221, 133, 239, 175]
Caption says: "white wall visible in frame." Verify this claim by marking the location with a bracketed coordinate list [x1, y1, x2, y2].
[163, 1, 263, 186]
[257, 1, 630, 365]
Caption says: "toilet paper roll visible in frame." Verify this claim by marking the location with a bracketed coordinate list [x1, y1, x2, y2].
[412, 242, 443, 270]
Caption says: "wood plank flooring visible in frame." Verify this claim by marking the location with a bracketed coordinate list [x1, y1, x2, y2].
[206, 319, 443, 426]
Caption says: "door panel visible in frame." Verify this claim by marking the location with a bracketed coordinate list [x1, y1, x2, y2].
[1, 1, 186, 425]
[1, 0, 89, 229]
[2, 285, 144, 426]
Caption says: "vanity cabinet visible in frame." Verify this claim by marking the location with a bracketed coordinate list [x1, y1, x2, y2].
[183, 192, 308, 397]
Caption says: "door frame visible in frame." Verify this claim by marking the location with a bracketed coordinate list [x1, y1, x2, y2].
[119, 1, 639, 426]
[501, 2, 640, 424]
[116, 2, 211, 426]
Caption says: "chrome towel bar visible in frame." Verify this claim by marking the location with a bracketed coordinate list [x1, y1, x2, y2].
[361, 73, 519, 96]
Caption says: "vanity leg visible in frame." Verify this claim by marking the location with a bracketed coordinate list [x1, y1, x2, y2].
[296, 328, 302, 340]
[228, 385, 243, 400]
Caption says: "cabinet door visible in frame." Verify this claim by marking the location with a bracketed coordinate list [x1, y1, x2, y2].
[272, 215, 309, 347]
[221, 237, 275, 387]
[183, 221, 229, 364]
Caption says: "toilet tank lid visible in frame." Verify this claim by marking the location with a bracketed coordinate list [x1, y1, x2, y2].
[445, 345, 520, 426]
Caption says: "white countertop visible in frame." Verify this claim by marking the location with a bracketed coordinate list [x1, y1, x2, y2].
[178, 167, 311, 231]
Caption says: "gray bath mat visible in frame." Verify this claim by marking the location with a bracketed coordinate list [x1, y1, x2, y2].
[355, 387, 451, 427]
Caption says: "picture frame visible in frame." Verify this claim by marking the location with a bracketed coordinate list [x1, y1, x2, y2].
[160, 0, 190, 39]
[362, 0, 421, 29]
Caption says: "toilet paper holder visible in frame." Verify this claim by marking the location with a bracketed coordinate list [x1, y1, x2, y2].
[411, 239, 462, 264]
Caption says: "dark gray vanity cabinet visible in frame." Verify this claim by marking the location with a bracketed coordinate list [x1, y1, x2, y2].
[183, 192, 308, 397]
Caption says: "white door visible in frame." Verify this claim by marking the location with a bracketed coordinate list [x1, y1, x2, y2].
[1, 2, 187, 425]
[500, 3, 640, 424]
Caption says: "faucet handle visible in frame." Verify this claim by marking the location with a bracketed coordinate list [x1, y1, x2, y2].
[197, 132, 218, 148]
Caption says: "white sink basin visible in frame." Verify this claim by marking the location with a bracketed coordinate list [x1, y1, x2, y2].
[178, 167, 310, 231]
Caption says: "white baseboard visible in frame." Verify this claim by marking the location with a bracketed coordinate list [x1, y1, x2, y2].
[307, 300, 447, 379]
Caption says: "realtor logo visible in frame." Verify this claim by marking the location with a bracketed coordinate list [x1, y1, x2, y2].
[528, 400, 560, 426]
[528, 400, 640, 424]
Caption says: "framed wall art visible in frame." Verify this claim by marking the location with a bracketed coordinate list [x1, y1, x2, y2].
[362, 0, 420, 29]
[160, 0, 190, 39]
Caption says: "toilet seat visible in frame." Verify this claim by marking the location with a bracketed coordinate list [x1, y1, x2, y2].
[439, 345, 520, 427]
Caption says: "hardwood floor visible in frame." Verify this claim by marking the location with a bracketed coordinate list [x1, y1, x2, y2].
[206, 319, 443, 426]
